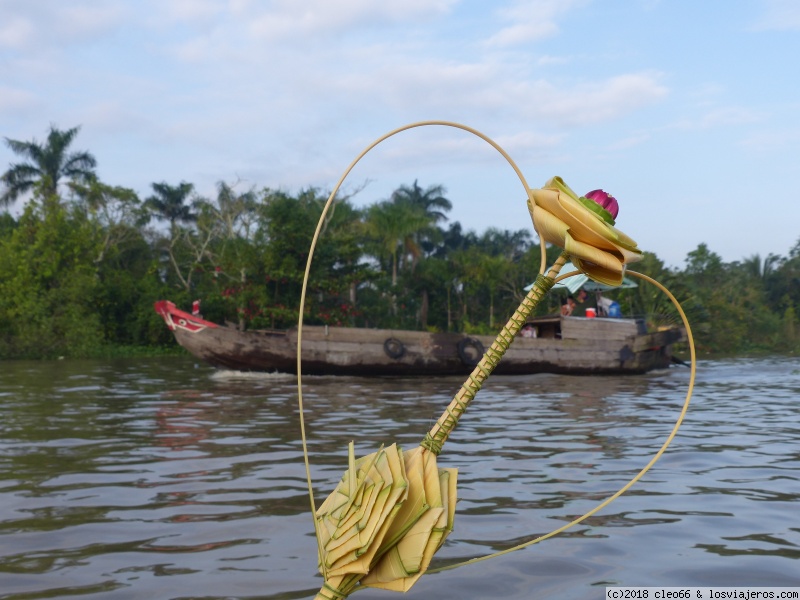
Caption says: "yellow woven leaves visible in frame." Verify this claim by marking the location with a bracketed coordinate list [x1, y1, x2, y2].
[362, 446, 457, 591]
[314, 443, 457, 598]
[528, 176, 642, 286]
[316, 443, 408, 578]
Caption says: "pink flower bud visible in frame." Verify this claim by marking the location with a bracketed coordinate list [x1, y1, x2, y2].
[584, 189, 619, 220]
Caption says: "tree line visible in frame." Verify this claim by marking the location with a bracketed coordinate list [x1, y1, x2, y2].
[1, 125, 798, 359]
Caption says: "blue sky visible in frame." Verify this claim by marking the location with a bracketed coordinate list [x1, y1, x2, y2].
[1, 0, 798, 268]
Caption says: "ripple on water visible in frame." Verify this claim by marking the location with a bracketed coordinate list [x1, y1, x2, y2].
[1, 356, 799, 599]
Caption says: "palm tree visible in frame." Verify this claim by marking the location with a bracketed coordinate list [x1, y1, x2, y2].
[143, 181, 196, 234]
[365, 199, 430, 286]
[1, 124, 97, 207]
[476, 227, 532, 261]
[740, 253, 780, 282]
[211, 180, 258, 240]
[390, 180, 452, 258]
[390, 180, 452, 222]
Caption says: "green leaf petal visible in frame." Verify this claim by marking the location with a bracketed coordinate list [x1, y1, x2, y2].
[577, 196, 616, 226]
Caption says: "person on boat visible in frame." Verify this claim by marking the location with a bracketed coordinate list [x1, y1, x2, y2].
[560, 296, 577, 316]
[569, 288, 589, 317]
[597, 294, 622, 318]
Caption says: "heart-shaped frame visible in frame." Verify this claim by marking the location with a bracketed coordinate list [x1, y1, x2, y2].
[294, 121, 696, 585]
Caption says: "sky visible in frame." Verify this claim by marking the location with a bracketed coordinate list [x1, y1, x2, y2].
[1, 0, 799, 268]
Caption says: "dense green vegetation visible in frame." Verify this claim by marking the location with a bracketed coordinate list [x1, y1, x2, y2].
[1, 126, 798, 359]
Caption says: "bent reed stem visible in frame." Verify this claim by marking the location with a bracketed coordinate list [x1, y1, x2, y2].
[420, 252, 568, 455]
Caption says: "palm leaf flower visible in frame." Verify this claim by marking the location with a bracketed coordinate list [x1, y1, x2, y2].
[301, 119, 654, 600]
[528, 176, 642, 286]
[314, 444, 457, 599]
[311, 174, 644, 599]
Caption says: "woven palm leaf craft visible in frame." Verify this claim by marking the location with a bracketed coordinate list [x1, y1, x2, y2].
[295, 121, 696, 599]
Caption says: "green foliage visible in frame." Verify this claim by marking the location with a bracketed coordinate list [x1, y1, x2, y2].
[0, 196, 104, 358]
[782, 306, 797, 345]
[2, 125, 799, 358]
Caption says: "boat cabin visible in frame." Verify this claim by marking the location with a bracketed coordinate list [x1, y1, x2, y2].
[521, 315, 649, 341]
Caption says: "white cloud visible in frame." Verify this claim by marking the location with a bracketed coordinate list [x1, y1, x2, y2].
[57, 4, 129, 37]
[607, 132, 651, 151]
[484, 0, 589, 47]
[328, 53, 666, 130]
[739, 128, 800, 151]
[697, 107, 762, 128]
[753, 0, 800, 31]
[355, 126, 563, 168]
[494, 130, 566, 158]
[0, 15, 34, 48]
[356, 58, 498, 108]
[670, 106, 763, 131]
[485, 21, 559, 46]
[0, 86, 39, 112]
[171, 36, 216, 63]
[517, 72, 669, 126]
[161, 0, 225, 22]
[245, 0, 457, 40]
[0, 1, 128, 50]
[161, 0, 457, 64]
[76, 101, 152, 135]
[537, 54, 570, 66]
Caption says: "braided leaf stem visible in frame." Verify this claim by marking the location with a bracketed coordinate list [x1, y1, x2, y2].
[420, 252, 569, 455]
[314, 583, 347, 600]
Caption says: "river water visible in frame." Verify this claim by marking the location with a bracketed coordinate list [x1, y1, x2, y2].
[0, 356, 798, 599]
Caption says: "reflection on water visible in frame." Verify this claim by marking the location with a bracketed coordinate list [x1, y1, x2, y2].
[0, 356, 799, 599]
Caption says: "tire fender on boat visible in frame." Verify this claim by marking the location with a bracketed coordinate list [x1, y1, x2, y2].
[383, 337, 406, 360]
[457, 337, 484, 366]
[619, 344, 635, 364]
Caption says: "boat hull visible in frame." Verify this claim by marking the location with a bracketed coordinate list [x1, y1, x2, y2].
[155, 301, 683, 376]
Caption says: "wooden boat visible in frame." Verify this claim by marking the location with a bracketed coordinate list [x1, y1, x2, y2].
[154, 300, 684, 376]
